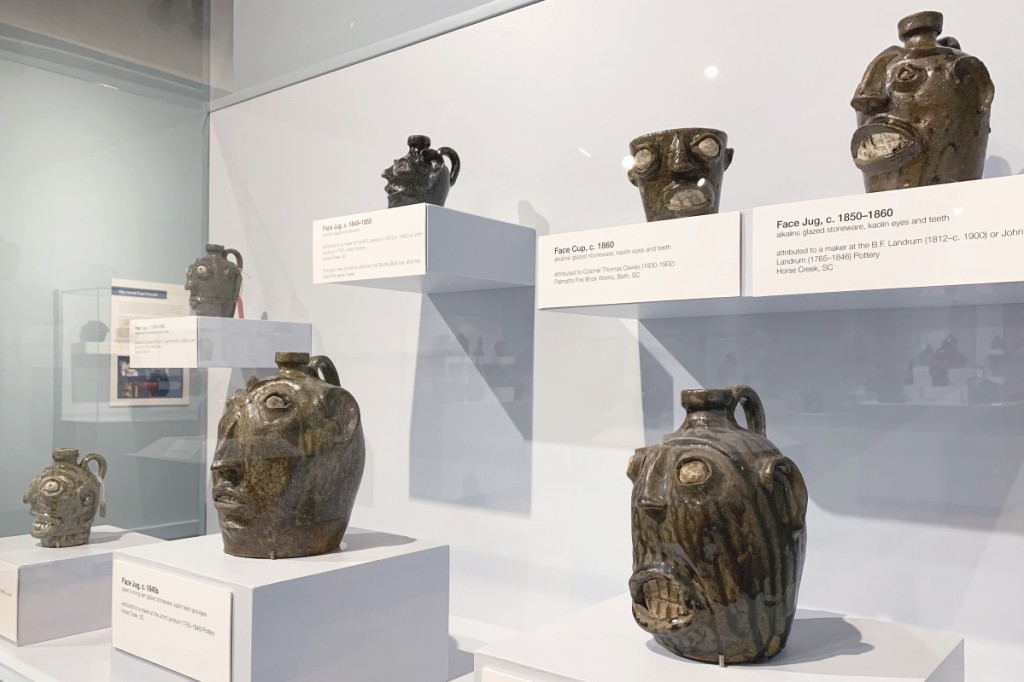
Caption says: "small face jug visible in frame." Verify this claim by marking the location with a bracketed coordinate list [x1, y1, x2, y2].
[851, 11, 994, 192]
[382, 135, 461, 208]
[627, 386, 807, 664]
[628, 128, 733, 221]
[211, 352, 365, 559]
[185, 244, 243, 317]
[24, 448, 107, 548]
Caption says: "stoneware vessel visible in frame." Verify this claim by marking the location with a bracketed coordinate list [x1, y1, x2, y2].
[851, 11, 994, 192]
[628, 386, 807, 664]
[185, 244, 244, 317]
[382, 135, 460, 208]
[24, 448, 107, 548]
[211, 352, 365, 559]
[628, 128, 733, 221]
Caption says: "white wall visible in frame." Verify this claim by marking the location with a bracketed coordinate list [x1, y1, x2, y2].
[209, 0, 1024, 676]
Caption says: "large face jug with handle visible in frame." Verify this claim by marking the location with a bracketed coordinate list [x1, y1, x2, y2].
[382, 134, 461, 208]
[24, 448, 107, 548]
[627, 385, 807, 664]
[185, 243, 244, 317]
[211, 352, 365, 559]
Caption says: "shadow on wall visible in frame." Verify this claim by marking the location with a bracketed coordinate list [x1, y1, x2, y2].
[638, 304, 1024, 534]
[408, 287, 534, 514]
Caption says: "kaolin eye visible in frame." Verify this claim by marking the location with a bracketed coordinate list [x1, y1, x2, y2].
[896, 66, 918, 82]
[678, 460, 711, 485]
[42, 480, 62, 495]
[627, 450, 646, 482]
[633, 148, 655, 171]
[265, 394, 290, 410]
[695, 137, 721, 158]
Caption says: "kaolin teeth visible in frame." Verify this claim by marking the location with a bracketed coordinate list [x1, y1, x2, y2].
[641, 579, 684, 620]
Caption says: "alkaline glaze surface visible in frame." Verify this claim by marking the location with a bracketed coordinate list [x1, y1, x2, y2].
[24, 448, 107, 548]
[185, 244, 244, 317]
[382, 135, 460, 208]
[628, 128, 733, 221]
[628, 386, 807, 664]
[851, 11, 994, 192]
[211, 352, 365, 559]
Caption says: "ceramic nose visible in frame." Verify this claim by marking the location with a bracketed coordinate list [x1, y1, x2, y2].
[667, 135, 697, 174]
[211, 459, 242, 486]
[851, 93, 889, 115]
[635, 464, 670, 521]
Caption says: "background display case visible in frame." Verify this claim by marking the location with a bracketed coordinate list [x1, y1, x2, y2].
[2, 1, 1024, 681]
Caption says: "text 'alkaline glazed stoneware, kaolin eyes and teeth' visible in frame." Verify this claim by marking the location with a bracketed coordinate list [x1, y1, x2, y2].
[185, 243, 244, 317]
[382, 135, 461, 208]
[851, 10, 994, 193]
[24, 448, 107, 548]
[627, 385, 807, 665]
[627, 128, 734, 222]
[211, 351, 365, 559]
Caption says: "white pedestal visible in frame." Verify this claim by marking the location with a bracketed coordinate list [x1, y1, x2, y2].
[475, 595, 963, 682]
[129, 317, 312, 368]
[111, 528, 450, 682]
[0, 526, 162, 646]
[535, 212, 742, 318]
[313, 204, 536, 293]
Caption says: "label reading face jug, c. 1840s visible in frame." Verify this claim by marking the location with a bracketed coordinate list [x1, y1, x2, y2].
[628, 386, 807, 664]
[211, 352, 365, 559]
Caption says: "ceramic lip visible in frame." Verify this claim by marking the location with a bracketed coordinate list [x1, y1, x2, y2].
[660, 180, 715, 213]
[629, 566, 698, 632]
[851, 117, 920, 170]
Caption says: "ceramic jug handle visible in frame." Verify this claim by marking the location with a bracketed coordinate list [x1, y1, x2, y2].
[308, 355, 341, 387]
[438, 147, 460, 186]
[81, 453, 107, 480]
[729, 385, 766, 436]
[224, 248, 243, 270]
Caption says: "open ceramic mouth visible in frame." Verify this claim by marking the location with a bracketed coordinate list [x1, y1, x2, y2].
[629, 569, 697, 631]
[384, 183, 404, 195]
[852, 120, 918, 169]
[31, 514, 57, 535]
[661, 182, 713, 214]
[213, 490, 248, 515]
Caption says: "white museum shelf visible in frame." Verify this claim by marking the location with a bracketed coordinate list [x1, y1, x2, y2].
[538, 176, 1024, 319]
[129, 316, 312, 369]
[474, 594, 964, 682]
[313, 204, 536, 294]
[0, 526, 162, 646]
[111, 528, 450, 682]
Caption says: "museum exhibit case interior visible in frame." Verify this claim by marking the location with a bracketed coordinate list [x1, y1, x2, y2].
[2, 1, 1024, 681]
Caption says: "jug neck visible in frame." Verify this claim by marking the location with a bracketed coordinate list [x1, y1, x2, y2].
[51, 448, 80, 465]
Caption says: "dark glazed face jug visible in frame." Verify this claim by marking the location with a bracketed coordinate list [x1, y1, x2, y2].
[211, 352, 365, 559]
[382, 135, 461, 208]
[627, 386, 807, 664]
[24, 448, 107, 548]
[185, 244, 243, 317]
[851, 11, 994, 192]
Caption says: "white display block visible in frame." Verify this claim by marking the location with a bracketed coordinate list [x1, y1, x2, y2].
[111, 528, 450, 682]
[751, 175, 1024, 297]
[0, 527, 162, 646]
[475, 595, 964, 682]
[312, 204, 535, 293]
[536, 212, 741, 314]
[129, 317, 312, 369]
